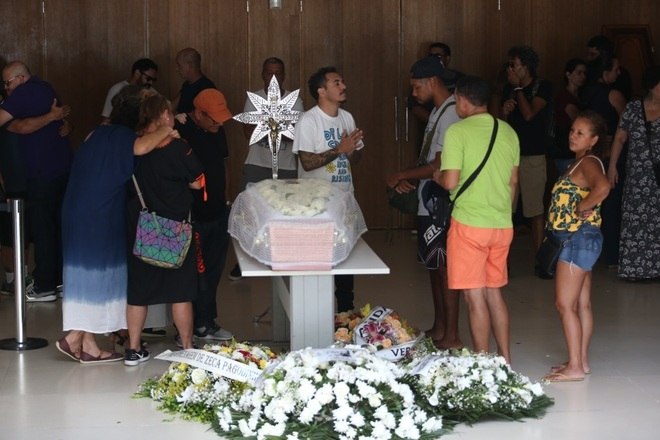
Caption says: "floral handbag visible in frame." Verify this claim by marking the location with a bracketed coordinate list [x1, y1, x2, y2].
[131, 175, 192, 269]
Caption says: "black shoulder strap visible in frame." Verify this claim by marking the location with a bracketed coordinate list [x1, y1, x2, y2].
[417, 100, 456, 165]
[452, 115, 499, 202]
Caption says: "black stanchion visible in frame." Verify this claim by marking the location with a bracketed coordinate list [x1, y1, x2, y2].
[0, 198, 48, 351]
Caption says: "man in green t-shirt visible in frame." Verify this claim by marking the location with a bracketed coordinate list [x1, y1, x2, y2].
[434, 76, 520, 363]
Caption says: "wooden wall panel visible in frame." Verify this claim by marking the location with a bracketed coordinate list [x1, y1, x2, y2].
[43, 0, 148, 145]
[246, 0, 302, 92]
[340, 0, 400, 228]
[0, 0, 44, 75]
[299, 0, 343, 106]
[158, 0, 248, 198]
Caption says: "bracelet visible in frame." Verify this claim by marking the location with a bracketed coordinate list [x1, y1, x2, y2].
[513, 87, 523, 92]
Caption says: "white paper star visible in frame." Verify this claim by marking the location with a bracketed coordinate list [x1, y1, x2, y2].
[233, 76, 301, 179]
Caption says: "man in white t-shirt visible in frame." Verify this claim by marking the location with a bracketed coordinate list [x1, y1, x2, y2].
[292, 66, 364, 312]
[386, 56, 462, 349]
[100, 58, 158, 124]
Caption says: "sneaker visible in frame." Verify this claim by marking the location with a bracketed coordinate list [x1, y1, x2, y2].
[174, 333, 198, 349]
[25, 285, 57, 302]
[124, 348, 150, 366]
[228, 264, 242, 281]
[1, 275, 35, 296]
[194, 325, 233, 341]
[142, 327, 167, 338]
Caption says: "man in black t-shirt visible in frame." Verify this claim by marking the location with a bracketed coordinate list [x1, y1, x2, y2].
[501, 45, 553, 259]
[176, 88, 234, 341]
[173, 48, 216, 114]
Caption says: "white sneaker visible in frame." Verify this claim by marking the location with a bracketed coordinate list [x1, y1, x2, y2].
[194, 325, 233, 341]
[25, 285, 57, 302]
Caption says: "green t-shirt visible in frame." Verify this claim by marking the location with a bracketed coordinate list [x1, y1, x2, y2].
[440, 113, 520, 228]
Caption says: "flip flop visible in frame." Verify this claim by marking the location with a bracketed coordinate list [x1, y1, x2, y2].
[55, 337, 79, 361]
[79, 350, 124, 364]
[550, 362, 591, 375]
[543, 372, 585, 383]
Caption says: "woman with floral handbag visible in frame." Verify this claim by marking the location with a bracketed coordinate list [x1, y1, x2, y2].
[125, 94, 204, 366]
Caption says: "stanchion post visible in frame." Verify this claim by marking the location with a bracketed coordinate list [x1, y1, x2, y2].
[0, 198, 48, 350]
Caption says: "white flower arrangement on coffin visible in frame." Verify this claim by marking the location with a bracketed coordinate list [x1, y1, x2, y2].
[135, 342, 277, 423]
[213, 346, 445, 440]
[404, 344, 553, 424]
[255, 178, 333, 217]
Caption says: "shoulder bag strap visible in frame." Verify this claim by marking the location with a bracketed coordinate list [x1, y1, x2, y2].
[452, 115, 499, 203]
[417, 101, 456, 166]
[131, 174, 148, 210]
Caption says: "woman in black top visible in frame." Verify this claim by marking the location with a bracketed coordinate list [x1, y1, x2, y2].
[125, 94, 204, 365]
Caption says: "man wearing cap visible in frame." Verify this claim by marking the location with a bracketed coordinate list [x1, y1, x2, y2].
[101, 58, 159, 124]
[434, 75, 519, 364]
[175, 88, 234, 341]
[386, 56, 462, 349]
[293, 66, 364, 312]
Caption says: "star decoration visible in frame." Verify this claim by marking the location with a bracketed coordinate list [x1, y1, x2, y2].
[233, 76, 302, 179]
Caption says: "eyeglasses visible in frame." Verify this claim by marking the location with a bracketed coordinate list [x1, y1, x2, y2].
[141, 72, 157, 83]
[3, 75, 22, 87]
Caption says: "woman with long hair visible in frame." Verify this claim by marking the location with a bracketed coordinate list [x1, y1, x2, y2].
[553, 58, 587, 173]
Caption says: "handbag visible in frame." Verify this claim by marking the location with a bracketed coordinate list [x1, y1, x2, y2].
[131, 175, 193, 269]
[419, 115, 499, 266]
[535, 231, 567, 279]
[386, 186, 418, 214]
[386, 101, 455, 214]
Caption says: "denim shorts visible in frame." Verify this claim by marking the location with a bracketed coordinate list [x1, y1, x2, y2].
[553, 223, 603, 271]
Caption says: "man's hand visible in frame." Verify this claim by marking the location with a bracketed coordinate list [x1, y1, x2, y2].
[385, 171, 402, 188]
[502, 99, 516, 118]
[58, 119, 72, 137]
[50, 99, 70, 120]
[337, 128, 363, 154]
[174, 113, 187, 124]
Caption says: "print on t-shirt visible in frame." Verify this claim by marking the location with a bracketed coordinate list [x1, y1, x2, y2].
[324, 128, 351, 184]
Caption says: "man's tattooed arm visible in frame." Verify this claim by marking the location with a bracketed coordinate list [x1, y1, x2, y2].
[298, 149, 342, 171]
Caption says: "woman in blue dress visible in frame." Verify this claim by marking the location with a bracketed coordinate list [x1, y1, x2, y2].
[57, 86, 178, 363]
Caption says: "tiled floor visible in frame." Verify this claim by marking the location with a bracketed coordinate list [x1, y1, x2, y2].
[1, 230, 659, 440]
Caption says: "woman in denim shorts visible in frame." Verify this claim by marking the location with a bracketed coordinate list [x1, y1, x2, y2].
[543, 111, 611, 382]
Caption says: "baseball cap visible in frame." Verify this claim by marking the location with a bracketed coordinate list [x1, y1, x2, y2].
[193, 89, 232, 123]
[410, 56, 460, 86]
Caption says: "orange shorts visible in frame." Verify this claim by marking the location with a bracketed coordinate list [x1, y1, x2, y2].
[447, 220, 513, 290]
